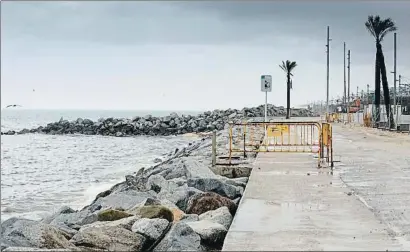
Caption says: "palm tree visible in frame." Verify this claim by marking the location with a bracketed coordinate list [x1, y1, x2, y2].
[365, 15, 397, 128]
[279, 60, 297, 119]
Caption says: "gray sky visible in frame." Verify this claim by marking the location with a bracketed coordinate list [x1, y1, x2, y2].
[1, 1, 409, 111]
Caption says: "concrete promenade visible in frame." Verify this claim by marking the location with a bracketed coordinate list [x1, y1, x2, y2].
[222, 123, 410, 251]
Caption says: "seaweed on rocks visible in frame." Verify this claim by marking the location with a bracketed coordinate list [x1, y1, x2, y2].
[97, 210, 133, 222]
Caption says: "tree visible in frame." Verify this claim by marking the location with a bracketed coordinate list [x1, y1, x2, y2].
[279, 60, 297, 119]
[365, 15, 397, 128]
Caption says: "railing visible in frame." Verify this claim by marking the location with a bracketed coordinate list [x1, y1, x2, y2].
[228, 121, 333, 168]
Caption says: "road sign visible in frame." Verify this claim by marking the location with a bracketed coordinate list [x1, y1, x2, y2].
[267, 125, 289, 137]
[261, 75, 272, 92]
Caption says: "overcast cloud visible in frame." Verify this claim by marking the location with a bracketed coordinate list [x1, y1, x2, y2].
[1, 1, 409, 110]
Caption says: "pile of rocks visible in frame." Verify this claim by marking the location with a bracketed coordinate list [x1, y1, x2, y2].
[1, 129, 256, 251]
[1, 104, 316, 137]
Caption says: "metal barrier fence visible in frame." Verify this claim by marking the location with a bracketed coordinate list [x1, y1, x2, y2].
[324, 113, 354, 123]
[228, 121, 333, 168]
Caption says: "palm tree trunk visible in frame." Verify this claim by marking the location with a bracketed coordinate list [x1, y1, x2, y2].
[286, 74, 290, 119]
[374, 47, 381, 126]
[377, 43, 394, 128]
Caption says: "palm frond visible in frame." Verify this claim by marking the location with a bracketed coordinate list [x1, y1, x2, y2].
[279, 60, 297, 75]
[365, 15, 377, 40]
[289, 61, 297, 71]
[379, 18, 397, 41]
[279, 61, 287, 72]
[365, 15, 397, 42]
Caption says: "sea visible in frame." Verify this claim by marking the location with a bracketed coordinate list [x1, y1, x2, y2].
[1, 109, 201, 222]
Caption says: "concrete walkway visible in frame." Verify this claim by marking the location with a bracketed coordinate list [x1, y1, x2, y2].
[223, 125, 407, 251]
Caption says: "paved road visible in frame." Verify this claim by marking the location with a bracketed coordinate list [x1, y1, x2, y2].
[222, 123, 410, 251]
[333, 124, 410, 247]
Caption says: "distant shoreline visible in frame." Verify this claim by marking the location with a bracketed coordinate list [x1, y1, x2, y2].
[1, 104, 317, 137]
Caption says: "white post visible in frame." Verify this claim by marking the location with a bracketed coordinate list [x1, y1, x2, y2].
[397, 75, 401, 127]
[264, 91, 268, 139]
[265, 91, 268, 122]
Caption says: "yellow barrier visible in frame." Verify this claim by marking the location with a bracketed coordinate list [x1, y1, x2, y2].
[228, 121, 333, 168]
[322, 123, 329, 145]
[321, 122, 333, 165]
[325, 113, 342, 123]
[363, 113, 372, 127]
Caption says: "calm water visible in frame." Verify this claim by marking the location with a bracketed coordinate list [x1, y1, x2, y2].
[1, 109, 201, 222]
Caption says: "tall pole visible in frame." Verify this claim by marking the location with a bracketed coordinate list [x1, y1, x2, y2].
[397, 75, 401, 125]
[343, 42, 347, 108]
[393, 32, 397, 123]
[326, 26, 330, 116]
[347, 49, 351, 116]
[399, 75, 401, 89]
[367, 84, 370, 105]
[366, 84, 370, 115]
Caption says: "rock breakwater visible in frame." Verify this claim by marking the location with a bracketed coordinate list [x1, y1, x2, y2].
[1, 104, 316, 137]
[1, 126, 264, 251]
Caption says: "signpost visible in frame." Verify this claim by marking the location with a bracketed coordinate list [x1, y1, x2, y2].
[267, 125, 289, 137]
[261, 75, 272, 123]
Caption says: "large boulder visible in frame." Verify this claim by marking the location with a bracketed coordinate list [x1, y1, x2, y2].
[52, 223, 79, 240]
[186, 192, 237, 215]
[186, 220, 227, 250]
[87, 191, 157, 212]
[80, 216, 140, 231]
[146, 175, 179, 193]
[157, 186, 202, 212]
[198, 206, 233, 230]
[127, 205, 174, 222]
[217, 176, 248, 188]
[182, 158, 217, 179]
[48, 210, 98, 229]
[131, 218, 169, 241]
[187, 178, 242, 199]
[70, 226, 146, 251]
[153, 222, 202, 251]
[156, 160, 187, 180]
[42, 206, 76, 224]
[1, 218, 75, 249]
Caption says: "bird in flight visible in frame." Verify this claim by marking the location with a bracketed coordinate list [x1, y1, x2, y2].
[5, 104, 22, 108]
